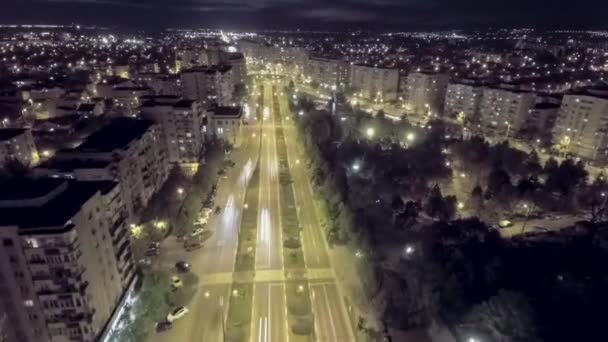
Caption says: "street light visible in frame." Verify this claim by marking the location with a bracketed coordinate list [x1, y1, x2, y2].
[298, 110, 304, 116]
[457, 202, 465, 210]
[177, 187, 184, 195]
[352, 162, 360, 172]
[520, 203, 532, 234]
[406, 132, 415, 142]
[366, 127, 375, 139]
[404, 245, 414, 256]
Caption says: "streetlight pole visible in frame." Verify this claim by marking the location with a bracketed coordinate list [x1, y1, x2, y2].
[520, 203, 531, 235]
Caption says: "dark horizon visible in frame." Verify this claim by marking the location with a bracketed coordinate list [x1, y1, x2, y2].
[2, 0, 608, 32]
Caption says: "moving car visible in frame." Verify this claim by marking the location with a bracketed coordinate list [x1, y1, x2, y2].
[175, 261, 190, 273]
[167, 307, 189, 322]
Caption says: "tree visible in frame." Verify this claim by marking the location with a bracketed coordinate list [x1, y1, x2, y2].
[469, 185, 484, 215]
[487, 165, 511, 197]
[461, 290, 540, 342]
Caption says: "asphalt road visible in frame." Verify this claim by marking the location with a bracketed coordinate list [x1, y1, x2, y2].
[255, 82, 283, 270]
[150, 121, 259, 342]
[276, 82, 355, 341]
[252, 82, 289, 342]
[252, 282, 289, 342]
[150, 79, 356, 342]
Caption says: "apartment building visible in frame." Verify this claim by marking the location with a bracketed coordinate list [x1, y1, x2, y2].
[349, 64, 400, 101]
[0, 128, 39, 169]
[207, 106, 243, 147]
[444, 80, 485, 122]
[479, 87, 537, 137]
[181, 65, 234, 107]
[552, 88, 608, 161]
[35, 118, 169, 218]
[133, 73, 182, 96]
[175, 49, 206, 72]
[0, 178, 133, 342]
[225, 52, 247, 85]
[141, 97, 206, 164]
[305, 56, 349, 90]
[405, 71, 449, 117]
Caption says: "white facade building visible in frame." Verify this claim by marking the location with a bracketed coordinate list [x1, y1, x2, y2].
[444, 81, 485, 122]
[207, 106, 243, 147]
[552, 89, 608, 161]
[141, 97, 206, 164]
[0, 178, 134, 342]
[181, 65, 234, 107]
[479, 87, 537, 138]
[35, 118, 170, 218]
[405, 72, 449, 117]
[349, 64, 400, 101]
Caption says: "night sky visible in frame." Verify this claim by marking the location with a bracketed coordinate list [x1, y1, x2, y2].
[2, 0, 608, 31]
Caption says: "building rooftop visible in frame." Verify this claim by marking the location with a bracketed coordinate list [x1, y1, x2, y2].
[212, 106, 242, 118]
[36, 158, 112, 171]
[173, 99, 196, 108]
[0, 178, 117, 231]
[72, 118, 155, 153]
[0, 128, 27, 141]
[0, 177, 65, 202]
[534, 102, 561, 110]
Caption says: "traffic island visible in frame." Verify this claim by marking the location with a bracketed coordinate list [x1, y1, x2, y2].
[225, 282, 253, 342]
[234, 164, 260, 273]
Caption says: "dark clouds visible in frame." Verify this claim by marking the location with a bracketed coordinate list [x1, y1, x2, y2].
[2, 0, 608, 30]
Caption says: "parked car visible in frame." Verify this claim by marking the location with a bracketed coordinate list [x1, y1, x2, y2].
[184, 241, 203, 251]
[191, 227, 205, 237]
[171, 276, 183, 289]
[175, 261, 191, 273]
[155, 321, 173, 333]
[144, 248, 160, 257]
[138, 257, 152, 267]
[167, 307, 189, 322]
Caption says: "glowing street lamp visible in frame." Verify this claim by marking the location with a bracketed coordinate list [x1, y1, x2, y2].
[406, 132, 415, 142]
[177, 187, 184, 195]
[404, 245, 414, 256]
[366, 127, 375, 139]
[457, 202, 465, 210]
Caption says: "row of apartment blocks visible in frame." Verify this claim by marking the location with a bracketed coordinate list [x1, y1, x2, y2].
[0, 178, 134, 342]
[238, 40, 608, 164]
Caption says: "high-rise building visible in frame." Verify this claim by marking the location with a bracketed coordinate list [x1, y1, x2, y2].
[444, 80, 485, 122]
[180, 65, 234, 106]
[0, 178, 133, 342]
[141, 97, 206, 164]
[224, 52, 247, 86]
[479, 87, 537, 138]
[35, 118, 170, 218]
[0, 128, 39, 169]
[349, 64, 400, 102]
[552, 88, 608, 161]
[405, 71, 449, 117]
[305, 56, 349, 90]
